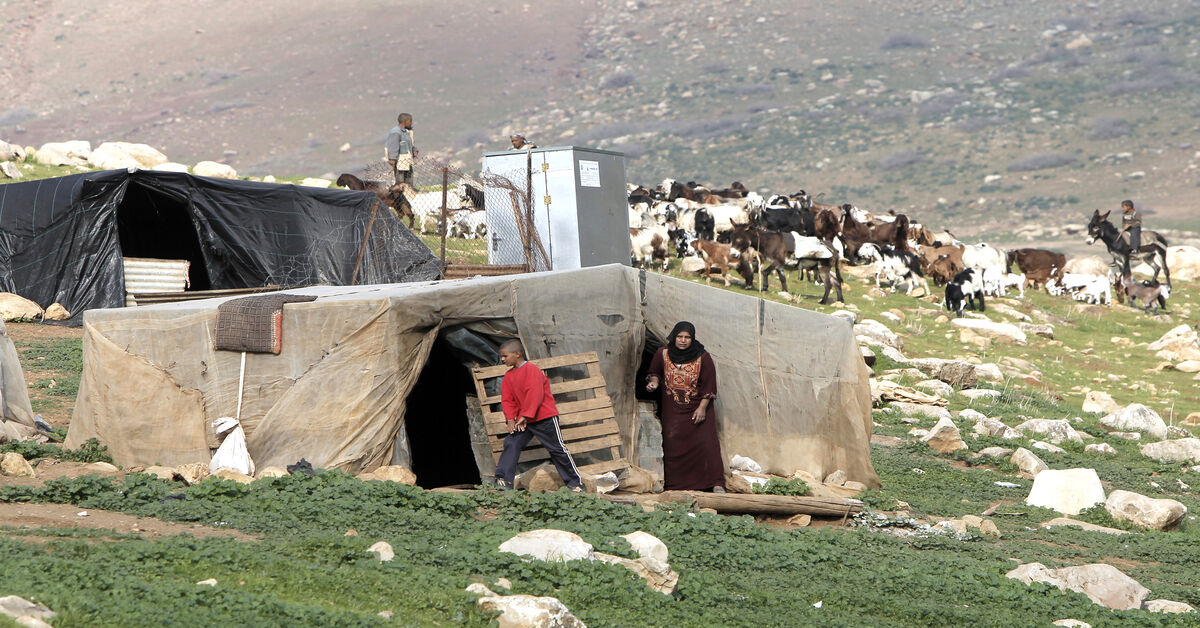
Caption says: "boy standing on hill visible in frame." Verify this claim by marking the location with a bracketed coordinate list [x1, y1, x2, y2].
[494, 339, 584, 492]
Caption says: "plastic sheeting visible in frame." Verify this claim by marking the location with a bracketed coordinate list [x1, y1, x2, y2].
[65, 265, 880, 486]
[0, 170, 442, 322]
[0, 320, 38, 442]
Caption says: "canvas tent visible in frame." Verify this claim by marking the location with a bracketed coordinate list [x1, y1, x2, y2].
[0, 170, 441, 321]
[0, 320, 38, 443]
[65, 264, 880, 487]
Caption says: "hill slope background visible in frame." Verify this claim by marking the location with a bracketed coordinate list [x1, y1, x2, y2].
[2, 0, 1198, 248]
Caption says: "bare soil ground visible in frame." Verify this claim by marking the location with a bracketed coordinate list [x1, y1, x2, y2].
[0, 503, 255, 542]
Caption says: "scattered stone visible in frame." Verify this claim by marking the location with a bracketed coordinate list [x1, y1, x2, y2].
[1169, 425, 1192, 438]
[0, 161, 20, 179]
[193, 161, 238, 179]
[1032, 440, 1066, 454]
[974, 363, 1003, 381]
[1148, 324, 1200, 362]
[494, 577, 513, 590]
[859, 346, 875, 366]
[787, 514, 812, 527]
[1144, 599, 1195, 614]
[35, 140, 92, 166]
[467, 584, 586, 628]
[196, 578, 218, 586]
[842, 480, 868, 492]
[0, 140, 27, 162]
[935, 361, 978, 388]
[367, 541, 395, 562]
[1005, 562, 1149, 610]
[1140, 438, 1200, 463]
[621, 531, 668, 563]
[0, 595, 55, 627]
[921, 417, 968, 453]
[1040, 517, 1129, 535]
[1184, 412, 1200, 427]
[915, 379, 954, 398]
[0, 452, 34, 476]
[1025, 468, 1105, 515]
[43, 302, 70, 320]
[1174, 360, 1200, 373]
[255, 466, 288, 478]
[173, 462, 210, 485]
[976, 446, 1014, 458]
[153, 162, 190, 173]
[593, 551, 679, 594]
[212, 468, 254, 484]
[89, 141, 168, 170]
[854, 319, 902, 351]
[959, 388, 1002, 401]
[499, 529, 594, 562]
[1085, 443, 1116, 455]
[1011, 448, 1048, 478]
[975, 417, 1022, 440]
[582, 471, 619, 494]
[830, 309, 857, 324]
[1052, 620, 1090, 628]
[298, 177, 332, 188]
[959, 408, 987, 422]
[979, 519, 1002, 538]
[1065, 33, 1093, 49]
[1110, 431, 1141, 440]
[1082, 390, 1120, 414]
[823, 470, 847, 486]
[1016, 419, 1082, 444]
[357, 464, 417, 485]
[1105, 490, 1186, 531]
[890, 402, 952, 422]
[1019, 322, 1054, 339]
[142, 465, 176, 480]
[950, 318, 1027, 344]
[0, 292, 44, 321]
[1099, 404, 1168, 440]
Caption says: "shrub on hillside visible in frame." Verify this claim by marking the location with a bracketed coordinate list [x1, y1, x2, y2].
[880, 33, 929, 50]
[454, 129, 491, 148]
[916, 95, 963, 120]
[876, 150, 925, 172]
[955, 116, 1004, 133]
[599, 71, 637, 90]
[610, 142, 647, 159]
[871, 107, 910, 124]
[1006, 153, 1077, 172]
[1088, 117, 1131, 141]
[700, 62, 730, 75]
[1114, 10, 1153, 26]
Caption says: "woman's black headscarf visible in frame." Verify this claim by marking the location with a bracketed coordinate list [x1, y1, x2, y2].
[666, 321, 706, 364]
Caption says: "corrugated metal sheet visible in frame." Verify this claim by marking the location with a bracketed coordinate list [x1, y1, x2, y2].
[123, 257, 190, 306]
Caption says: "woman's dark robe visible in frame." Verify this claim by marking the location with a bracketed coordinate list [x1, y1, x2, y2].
[647, 347, 725, 491]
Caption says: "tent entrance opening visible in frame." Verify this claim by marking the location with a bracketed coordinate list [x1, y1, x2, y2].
[402, 335, 483, 488]
[116, 181, 211, 291]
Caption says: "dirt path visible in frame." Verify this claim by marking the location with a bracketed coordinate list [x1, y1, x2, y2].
[0, 502, 255, 542]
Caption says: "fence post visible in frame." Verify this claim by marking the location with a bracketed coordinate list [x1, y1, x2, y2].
[524, 151, 535, 271]
[440, 167, 449, 278]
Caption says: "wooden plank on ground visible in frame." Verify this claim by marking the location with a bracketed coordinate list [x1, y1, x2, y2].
[598, 491, 863, 517]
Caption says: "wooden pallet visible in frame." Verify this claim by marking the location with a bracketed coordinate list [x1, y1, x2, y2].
[470, 351, 627, 477]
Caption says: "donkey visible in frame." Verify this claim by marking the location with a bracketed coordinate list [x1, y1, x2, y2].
[1086, 209, 1170, 287]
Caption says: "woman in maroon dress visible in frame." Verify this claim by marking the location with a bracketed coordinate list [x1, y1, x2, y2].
[645, 321, 726, 492]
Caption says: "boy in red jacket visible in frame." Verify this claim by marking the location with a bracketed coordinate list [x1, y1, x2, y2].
[494, 339, 584, 492]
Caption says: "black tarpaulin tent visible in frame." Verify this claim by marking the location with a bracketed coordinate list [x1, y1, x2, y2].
[0, 170, 441, 320]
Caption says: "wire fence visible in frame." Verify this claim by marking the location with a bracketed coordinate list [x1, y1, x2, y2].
[352, 157, 546, 276]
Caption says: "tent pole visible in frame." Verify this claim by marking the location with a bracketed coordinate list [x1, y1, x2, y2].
[235, 351, 246, 420]
[351, 199, 381, 285]
[440, 167, 449, 276]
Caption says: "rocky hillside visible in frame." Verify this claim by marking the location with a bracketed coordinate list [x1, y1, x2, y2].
[2, 0, 1198, 244]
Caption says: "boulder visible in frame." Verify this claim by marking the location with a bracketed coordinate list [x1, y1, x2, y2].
[935, 361, 978, 388]
[959, 408, 987, 422]
[0, 596, 56, 627]
[0, 161, 20, 179]
[1099, 404, 1168, 440]
[1005, 562, 1149, 610]
[921, 417, 968, 453]
[516, 464, 565, 492]
[1147, 324, 1200, 362]
[915, 379, 954, 398]
[958, 327, 992, 348]
[89, 142, 168, 170]
[1011, 447, 1048, 478]
[43, 302, 70, 320]
[1104, 490, 1186, 530]
[1063, 255, 1108, 275]
[1144, 599, 1195, 614]
[1032, 440, 1066, 454]
[976, 446, 1013, 458]
[499, 529, 594, 562]
[950, 318, 1027, 344]
[0, 139, 27, 162]
[0, 452, 35, 476]
[1052, 621, 1090, 628]
[1081, 390, 1120, 414]
[959, 388, 1002, 401]
[621, 531, 668, 563]
[890, 402, 952, 422]
[619, 465, 662, 493]
[1019, 323, 1054, 339]
[1175, 360, 1200, 373]
[0, 292, 44, 321]
[854, 319, 902, 351]
[357, 465, 417, 485]
[1040, 517, 1129, 535]
[367, 541, 394, 562]
[1085, 443, 1116, 455]
[153, 162, 190, 173]
[1165, 246, 1200, 281]
[974, 363, 1003, 381]
[593, 551, 679, 594]
[823, 469, 847, 486]
[255, 466, 288, 478]
[173, 462, 210, 485]
[143, 465, 176, 480]
[1110, 431, 1141, 440]
[1025, 468, 1105, 515]
[467, 585, 586, 628]
[193, 161, 238, 179]
[1015, 419, 1083, 444]
[299, 177, 332, 188]
[213, 468, 254, 484]
[974, 417, 1021, 440]
[1140, 438, 1200, 463]
[830, 310, 857, 324]
[680, 256, 706, 274]
[35, 140, 92, 166]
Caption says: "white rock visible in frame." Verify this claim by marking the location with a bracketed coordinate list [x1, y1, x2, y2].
[153, 161, 190, 173]
[367, 541, 394, 561]
[89, 142, 168, 170]
[976, 446, 1014, 458]
[196, 578, 218, 586]
[1010, 447, 1048, 478]
[959, 388, 1002, 401]
[959, 409, 987, 422]
[1105, 489, 1186, 530]
[0, 452, 35, 477]
[915, 379, 954, 398]
[499, 529, 594, 562]
[1081, 390, 1120, 414]
[891, 402, 952, 422]
[974, 363, 1003, 381]
[1147, 324, 1200, 361]
[299, 177, 332, 188]
[193, 161, 238, 179]
[35, 140, 92, 166]
[921, 417, 968, 453]
[680, 257, 706, 274]
[621, 531, 669, 563]
[830, 310, 857, 324]
[0, 140, 27, 162]
[854, 319, 902, 351]
[1140, 438, 1200, 463]
[0, 596, 55, 626]
[1085, 443, 1116, 455]
[824, 469, 847, 486]
[1175, 360, 1200, 373]
[1015, 419, 1083, 444]
[0, 161, 20, 179]
[974, 417, 1020, 439]
[1099, 404, 1168, 440]
[1165, 246, 1200, 282]
[471, 587, 587, 628]
[1052, 621, 1090, 628]
[1144, 599, 1195, 614]
[1006, 562, 1149, 610]
[950, 318, 1027, 344]
[1025, 468, 1105, 515]
[1032, 440, 1066, 454]
[0, 293, 44, 321]
[43, 303, 70, 320]
[1064, 34, 1092, 49]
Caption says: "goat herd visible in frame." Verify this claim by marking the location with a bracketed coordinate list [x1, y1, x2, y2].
[628, 179, 1174, 314]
